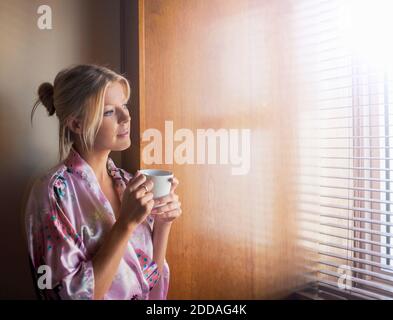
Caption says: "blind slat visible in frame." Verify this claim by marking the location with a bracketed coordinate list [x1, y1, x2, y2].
[320, 156, 393, 160]
[320, 114, 393, 120]
[308, 230, 393, 250]
[320, 166, 393, 172]
[301, 237, 393, 260]
[318, 185, 393, 194]
[318, 260, 393, 283]
[302, 203, 393, 217]
[317, 136, 393, 140]
[319, 222, 392, 238]
[318, 250, 393, 272]
[319, 269, 393, 295]
[295, 0, 393, 299]
[319, 241, 393, 261]
[301, 176, 393, 184]
[319, 102, 393, 111]
[318, 281, 391, 300]
[318, 214, 393, 228]
[320, 194, 393, 206]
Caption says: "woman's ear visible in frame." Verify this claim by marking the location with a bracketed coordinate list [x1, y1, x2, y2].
[66, 117, 82, 135]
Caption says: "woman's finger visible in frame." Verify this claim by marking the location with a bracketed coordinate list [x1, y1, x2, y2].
[151, 201, 181, 215]
[129, 170, 142, 183]
[156, 207, 182, 220]
[169, 177, 179, 193]
[154, 193, 178, 206]
[135, 179, 154, 198]
[140, 192, 154, 206]
[127, 173, 146, 192]
[169, 177, 179, 184]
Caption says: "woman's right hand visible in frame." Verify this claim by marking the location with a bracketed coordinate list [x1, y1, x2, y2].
[118, 171, 155, 230]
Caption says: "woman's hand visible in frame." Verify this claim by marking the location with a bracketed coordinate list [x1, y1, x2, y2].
[150, 176, 182, 224]
[118, 171, 155, 230]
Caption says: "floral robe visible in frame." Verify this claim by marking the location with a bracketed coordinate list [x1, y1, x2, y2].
[25, 147, 169, 300]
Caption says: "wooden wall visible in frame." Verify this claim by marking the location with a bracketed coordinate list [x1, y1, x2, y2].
[123, 0, 308, 299]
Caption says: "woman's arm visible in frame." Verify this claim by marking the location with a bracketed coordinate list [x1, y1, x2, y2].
[91, 220, 137, 300]
[150, 176, 182, 275]
[152, 222, 172, 274]
[92, 172, 155, 300]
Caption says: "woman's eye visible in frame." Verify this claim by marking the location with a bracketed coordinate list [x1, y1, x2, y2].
[104, 104, 128, 116]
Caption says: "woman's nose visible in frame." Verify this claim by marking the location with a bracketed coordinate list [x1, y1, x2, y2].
[119, 109, 131, 124]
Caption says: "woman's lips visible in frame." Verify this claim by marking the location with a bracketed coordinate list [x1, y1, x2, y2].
[117, 130, 129, 137]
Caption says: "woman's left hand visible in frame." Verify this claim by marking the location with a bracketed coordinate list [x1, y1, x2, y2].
[150, 176, 182, 224]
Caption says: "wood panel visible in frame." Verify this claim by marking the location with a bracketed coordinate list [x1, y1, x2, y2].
[126, 0, 308, 299]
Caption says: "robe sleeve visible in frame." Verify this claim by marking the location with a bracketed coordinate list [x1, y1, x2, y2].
[148, 259, 170, 300]
[135, 248, 170, 299]
[25, 176, 95, 300]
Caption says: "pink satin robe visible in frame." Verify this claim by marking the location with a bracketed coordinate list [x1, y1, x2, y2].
[25, 148, 170, 300]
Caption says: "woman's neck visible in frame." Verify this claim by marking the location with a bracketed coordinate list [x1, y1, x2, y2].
[73, 143, 112, 185]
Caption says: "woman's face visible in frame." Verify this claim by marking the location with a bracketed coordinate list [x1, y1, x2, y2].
[94, 81, 131, 152]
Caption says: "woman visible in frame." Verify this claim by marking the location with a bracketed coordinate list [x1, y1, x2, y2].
[25, 64, 182, 300]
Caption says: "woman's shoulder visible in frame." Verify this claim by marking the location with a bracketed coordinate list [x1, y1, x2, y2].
[29, 162, 70, 200]
[25, 163, 71, 226]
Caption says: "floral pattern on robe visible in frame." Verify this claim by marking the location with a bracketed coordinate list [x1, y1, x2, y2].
[25, 147, 169, 300]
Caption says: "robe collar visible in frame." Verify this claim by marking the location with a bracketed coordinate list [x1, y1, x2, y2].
[64, 146, 126, 201]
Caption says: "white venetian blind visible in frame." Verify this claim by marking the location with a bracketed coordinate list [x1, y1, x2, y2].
[294, 0, 393, 299]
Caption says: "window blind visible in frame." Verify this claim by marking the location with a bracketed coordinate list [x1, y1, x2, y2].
[293, 0, 393, 299]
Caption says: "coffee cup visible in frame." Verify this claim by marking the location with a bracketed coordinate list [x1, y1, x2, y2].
[139, 169, 173, 208]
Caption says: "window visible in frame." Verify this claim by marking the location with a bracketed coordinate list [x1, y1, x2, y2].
[295, 0, 393, 299]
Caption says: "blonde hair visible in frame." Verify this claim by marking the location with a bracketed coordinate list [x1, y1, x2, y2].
[31, 64, 131, 161]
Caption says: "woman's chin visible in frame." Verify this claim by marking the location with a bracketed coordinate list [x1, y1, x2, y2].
[115, 139, 131, 151]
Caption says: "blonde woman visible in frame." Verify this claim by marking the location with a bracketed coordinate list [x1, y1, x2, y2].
[25, 64, 182, 300]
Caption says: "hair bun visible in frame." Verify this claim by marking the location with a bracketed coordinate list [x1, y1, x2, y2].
[38, 82, 55, 116]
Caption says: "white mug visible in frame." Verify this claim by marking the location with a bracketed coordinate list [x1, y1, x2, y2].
[139, 169, 173, 208]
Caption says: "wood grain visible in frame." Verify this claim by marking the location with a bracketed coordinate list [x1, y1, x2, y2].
[124, 0, 308, 299]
